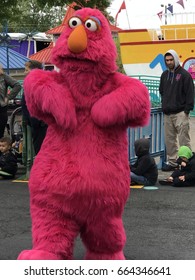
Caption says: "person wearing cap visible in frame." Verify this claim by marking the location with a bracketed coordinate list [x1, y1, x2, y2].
[166, 146, 195, 187]
[159, 49, 194, 172]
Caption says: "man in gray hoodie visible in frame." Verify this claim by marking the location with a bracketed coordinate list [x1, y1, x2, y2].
[159, 49, 194, 171]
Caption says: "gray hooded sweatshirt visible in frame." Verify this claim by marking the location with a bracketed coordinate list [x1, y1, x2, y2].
[159, 49, 194, 115]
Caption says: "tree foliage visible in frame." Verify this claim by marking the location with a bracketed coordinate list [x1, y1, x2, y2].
[0, 0, 113, 32]
[8, 0, 67, 32]
[36, 0, 112, 10]
[0, 0, 18, 26]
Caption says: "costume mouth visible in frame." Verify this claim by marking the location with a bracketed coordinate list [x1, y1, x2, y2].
[60, 55, 96, 64]
[57, 56, 97, 72]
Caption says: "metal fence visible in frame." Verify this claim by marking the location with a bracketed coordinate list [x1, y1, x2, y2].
[132, 75, 195, 116]
[128, 107, 165, 168]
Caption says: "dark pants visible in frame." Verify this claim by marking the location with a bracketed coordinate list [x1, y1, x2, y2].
[31, 122, 47, 155]
[130, 171, 151, 186]
[0, 106, 8, 138]
[172, 170, 195, 187]
[173, 178, 194, 187]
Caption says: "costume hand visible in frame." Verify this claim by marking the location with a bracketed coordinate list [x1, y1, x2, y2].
[91, 75, 150, 128]
[24, 70, 77, 130]
[91, 94, 122, 127]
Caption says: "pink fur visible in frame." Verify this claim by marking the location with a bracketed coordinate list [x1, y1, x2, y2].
[18, 8, 150, 260]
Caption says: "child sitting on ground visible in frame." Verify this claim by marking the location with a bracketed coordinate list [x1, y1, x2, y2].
[0, 137, 18, 179]
[166, 146, 195, 187]
[130, 138, 158, 186]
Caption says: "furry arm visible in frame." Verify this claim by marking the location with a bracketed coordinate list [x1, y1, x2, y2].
[91, 74, 150, 128]
[24, 69, 77, 129]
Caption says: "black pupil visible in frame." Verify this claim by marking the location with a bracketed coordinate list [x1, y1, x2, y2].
[86, 22, 91, 28]
[72, 20, 77, 26]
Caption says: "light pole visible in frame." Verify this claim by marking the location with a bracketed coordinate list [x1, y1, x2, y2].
[161, 4, 172, 25]
[0, 20, 11, 74]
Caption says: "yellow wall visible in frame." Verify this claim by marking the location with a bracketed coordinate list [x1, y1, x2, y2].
[120, 41, 195, 64]
[119, 30, 153, 44]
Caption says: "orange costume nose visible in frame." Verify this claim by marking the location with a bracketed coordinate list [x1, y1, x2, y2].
[68, 25, 88, 54]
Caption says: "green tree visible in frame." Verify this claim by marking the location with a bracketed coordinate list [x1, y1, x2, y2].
[2, 0, 113, 32]
[114, 37, 125, 74]
[36, 0, 112, 11]
[7, 0, 67, 32]
[0, 0, 18, 27]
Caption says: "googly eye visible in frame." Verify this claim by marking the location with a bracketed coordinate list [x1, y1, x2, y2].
[69, 17, 82, 28]
[85, 19, 98, 32]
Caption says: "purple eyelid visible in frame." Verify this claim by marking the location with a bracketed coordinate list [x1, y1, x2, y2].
[89, 16, 101, 26]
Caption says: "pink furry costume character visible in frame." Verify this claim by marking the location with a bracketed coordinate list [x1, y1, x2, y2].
[18, 8, 150, 260]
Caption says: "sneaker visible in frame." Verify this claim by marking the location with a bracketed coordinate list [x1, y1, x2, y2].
[159, 179, 173, 185]
[162, 164, 178, 172]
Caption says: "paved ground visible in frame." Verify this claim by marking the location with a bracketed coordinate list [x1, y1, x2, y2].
[0, 164, 195, 260]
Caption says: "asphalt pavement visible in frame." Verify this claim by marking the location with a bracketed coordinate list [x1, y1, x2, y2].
[0, 164, 195, 260]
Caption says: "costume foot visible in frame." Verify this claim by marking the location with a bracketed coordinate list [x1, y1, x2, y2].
[17, 249, 62, 260]
[85, 251, 125, 260]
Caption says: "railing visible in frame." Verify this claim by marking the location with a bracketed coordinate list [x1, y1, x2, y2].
[133, 75, 161, 107]
[132, 75, 195, 116]
[160, 12, 195, 27]
[128, 108, 165, 168]
[148, 26, 195, 41]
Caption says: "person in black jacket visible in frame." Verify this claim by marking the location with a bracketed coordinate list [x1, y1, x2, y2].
[166, 146, 195, 187]
[130, 138, 158, 186]
[0, 137, 18, 179]
[21, 60, 47, 155]
[159, 49, 194, 172]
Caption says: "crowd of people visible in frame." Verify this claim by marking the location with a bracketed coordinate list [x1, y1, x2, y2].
[0, 60, 47, 180]
[0, 49, 194, 186]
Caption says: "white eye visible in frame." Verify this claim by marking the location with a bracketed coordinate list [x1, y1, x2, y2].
[85, 19, 98, 32]
[69, 17, 82, 28]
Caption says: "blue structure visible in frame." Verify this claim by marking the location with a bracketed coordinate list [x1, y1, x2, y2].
[0, 46, 29, 72]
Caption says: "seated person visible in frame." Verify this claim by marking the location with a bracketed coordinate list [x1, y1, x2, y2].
[0, 137, 18, 179]
[166, 146, 195, 187]
[130, 138, 158, 186]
